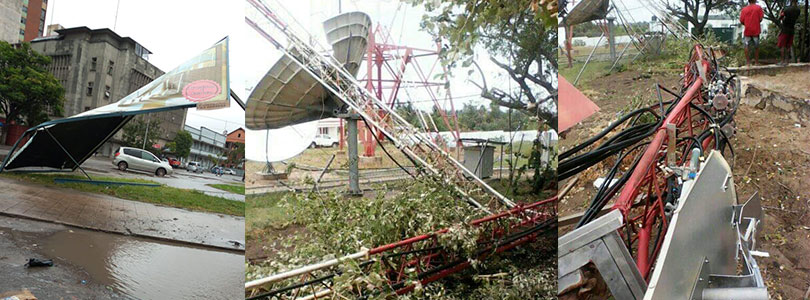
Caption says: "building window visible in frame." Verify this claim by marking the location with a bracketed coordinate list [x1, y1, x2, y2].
[40, 9, 45, 20]
[104, 85, 111, 100]
[86, 82, 93, 96]
[20, 17, 26, 24]
[90, 57, 96, 71]
[107, 61, 114, 75]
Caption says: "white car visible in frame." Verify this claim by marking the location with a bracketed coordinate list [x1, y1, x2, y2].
[224, 168, 236, 175]
[186, 161, 203, 173]
[311, 134, 339, 148]
[113, 147, 173, 177]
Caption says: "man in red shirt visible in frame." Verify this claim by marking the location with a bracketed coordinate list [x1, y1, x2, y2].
[739, 0, 764, 66]
[778, 0, 801, 65]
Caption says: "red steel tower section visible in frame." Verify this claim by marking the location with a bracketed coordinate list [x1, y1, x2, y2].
[346, 24, 462, 157]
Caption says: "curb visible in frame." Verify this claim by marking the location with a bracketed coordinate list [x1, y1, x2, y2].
[0, 210, 245, 253]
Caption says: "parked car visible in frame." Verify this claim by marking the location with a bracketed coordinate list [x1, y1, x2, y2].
[186, 161, 203, 173]
[312, 134, 339, 148]
[167, 158, 181, 168]
[224, 168, 236, 175]
[211, 166, 224, 176]
[113, 147, 173, 177]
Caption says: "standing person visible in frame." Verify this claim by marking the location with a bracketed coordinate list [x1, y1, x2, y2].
[740, 0, 764, 66]
[778, 0, 801, 65]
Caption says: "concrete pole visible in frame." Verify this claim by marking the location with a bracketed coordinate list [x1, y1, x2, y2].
[607, 18, 617, 61]
[345, 116, 361, 195]
[142, 116, 150, 149]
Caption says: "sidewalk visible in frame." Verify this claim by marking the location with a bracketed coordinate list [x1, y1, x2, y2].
[0, 176, 244, 251]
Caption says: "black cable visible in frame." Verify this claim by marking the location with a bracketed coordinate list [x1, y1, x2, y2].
[360, 116, 417, 179]
[577, 142, 649, 227]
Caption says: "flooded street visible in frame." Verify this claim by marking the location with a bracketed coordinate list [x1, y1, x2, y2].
[0, 215, 242, 299]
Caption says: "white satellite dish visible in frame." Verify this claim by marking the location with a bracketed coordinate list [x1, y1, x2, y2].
[245, 121, 318, 162]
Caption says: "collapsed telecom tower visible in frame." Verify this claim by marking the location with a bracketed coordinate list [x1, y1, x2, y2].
[558, 44, 768, 299]
[244, 0, 557, 298]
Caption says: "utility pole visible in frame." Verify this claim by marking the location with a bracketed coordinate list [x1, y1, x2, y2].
[607, 17, 617, 61]
[338, 113, 361, 196]
[142, 116, 150, 149]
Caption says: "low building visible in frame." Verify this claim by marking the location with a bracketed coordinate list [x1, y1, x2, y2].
[317, 118, 341, 140]
[226, 128, 245, 145]
[686, 14, 775, 43]
[184, 125, 226, 169]
[225, 128, 245, 171]
[29, 26, 186, 156]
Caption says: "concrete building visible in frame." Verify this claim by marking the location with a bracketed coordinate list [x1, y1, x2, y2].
[686, 14, 774, 43]
[185, 125, 226, 169]
[0, 0, 46, 43]
[29, 26, 186, 156]
[225, 128, 245, 170]
[0, 0, 21, 43]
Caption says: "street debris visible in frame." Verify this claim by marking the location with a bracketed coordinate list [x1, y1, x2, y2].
[0, 289, 37, 300]
[23, 258, 53, 268]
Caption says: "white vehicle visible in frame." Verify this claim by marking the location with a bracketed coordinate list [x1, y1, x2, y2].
[311, 134, 339, 148]
[113, 147, 173, 177]
[186, 161, 203, 173]
[224, 168, 236, 175]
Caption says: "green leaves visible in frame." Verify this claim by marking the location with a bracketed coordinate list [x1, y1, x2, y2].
[0, 41, 65, 126]
[121, 117, 163, 153]
[172, 130, 193, 159]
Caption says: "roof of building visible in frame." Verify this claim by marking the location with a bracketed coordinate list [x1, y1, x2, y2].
[226, 128, 245, 144]
[227, 128, 245, 135]
[31, 26, 152, 54]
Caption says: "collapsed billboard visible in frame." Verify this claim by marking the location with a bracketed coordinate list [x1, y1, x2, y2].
[1, 38, 230, 172]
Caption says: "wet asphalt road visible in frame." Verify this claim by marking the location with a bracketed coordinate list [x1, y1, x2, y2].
[81, 157, 245, 202]
[0, 215, 243, 299]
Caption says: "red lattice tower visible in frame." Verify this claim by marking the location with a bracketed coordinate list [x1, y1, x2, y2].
[345, 24, 462, 157]
[611, 44, 718, 279]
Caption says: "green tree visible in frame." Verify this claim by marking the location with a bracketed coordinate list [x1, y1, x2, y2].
[225, 142, 245, 167]
[394, 102, 421, 128]
[121, 117, 162, 154]
[664, 0, 734, 37]
[405, 0, 558, 129]
[167, 130, 193, 160]
[0, 42, 64, 129]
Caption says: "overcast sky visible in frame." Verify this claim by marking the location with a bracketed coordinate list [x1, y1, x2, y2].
[239, 0, 518, 110]
[44, 0, 549, 161]
[240, 0, 544, 160]
[45, 0, 244, 135]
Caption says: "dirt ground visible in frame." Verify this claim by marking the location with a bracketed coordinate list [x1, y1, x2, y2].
[559, 68, 810, 299]
[748, 70, 810, 99]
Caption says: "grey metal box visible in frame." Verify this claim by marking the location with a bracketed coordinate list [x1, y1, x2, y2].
[463, 145, 495, 179]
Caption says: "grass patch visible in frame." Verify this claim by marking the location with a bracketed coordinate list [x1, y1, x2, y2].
[246, 192, 294, 238]
[208, 183, 245, 195]
[3, 173, 244, 216]
[559, 58, 634, 87]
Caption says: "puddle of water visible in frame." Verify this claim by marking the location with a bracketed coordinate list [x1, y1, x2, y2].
[39, 229, 243, 299]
